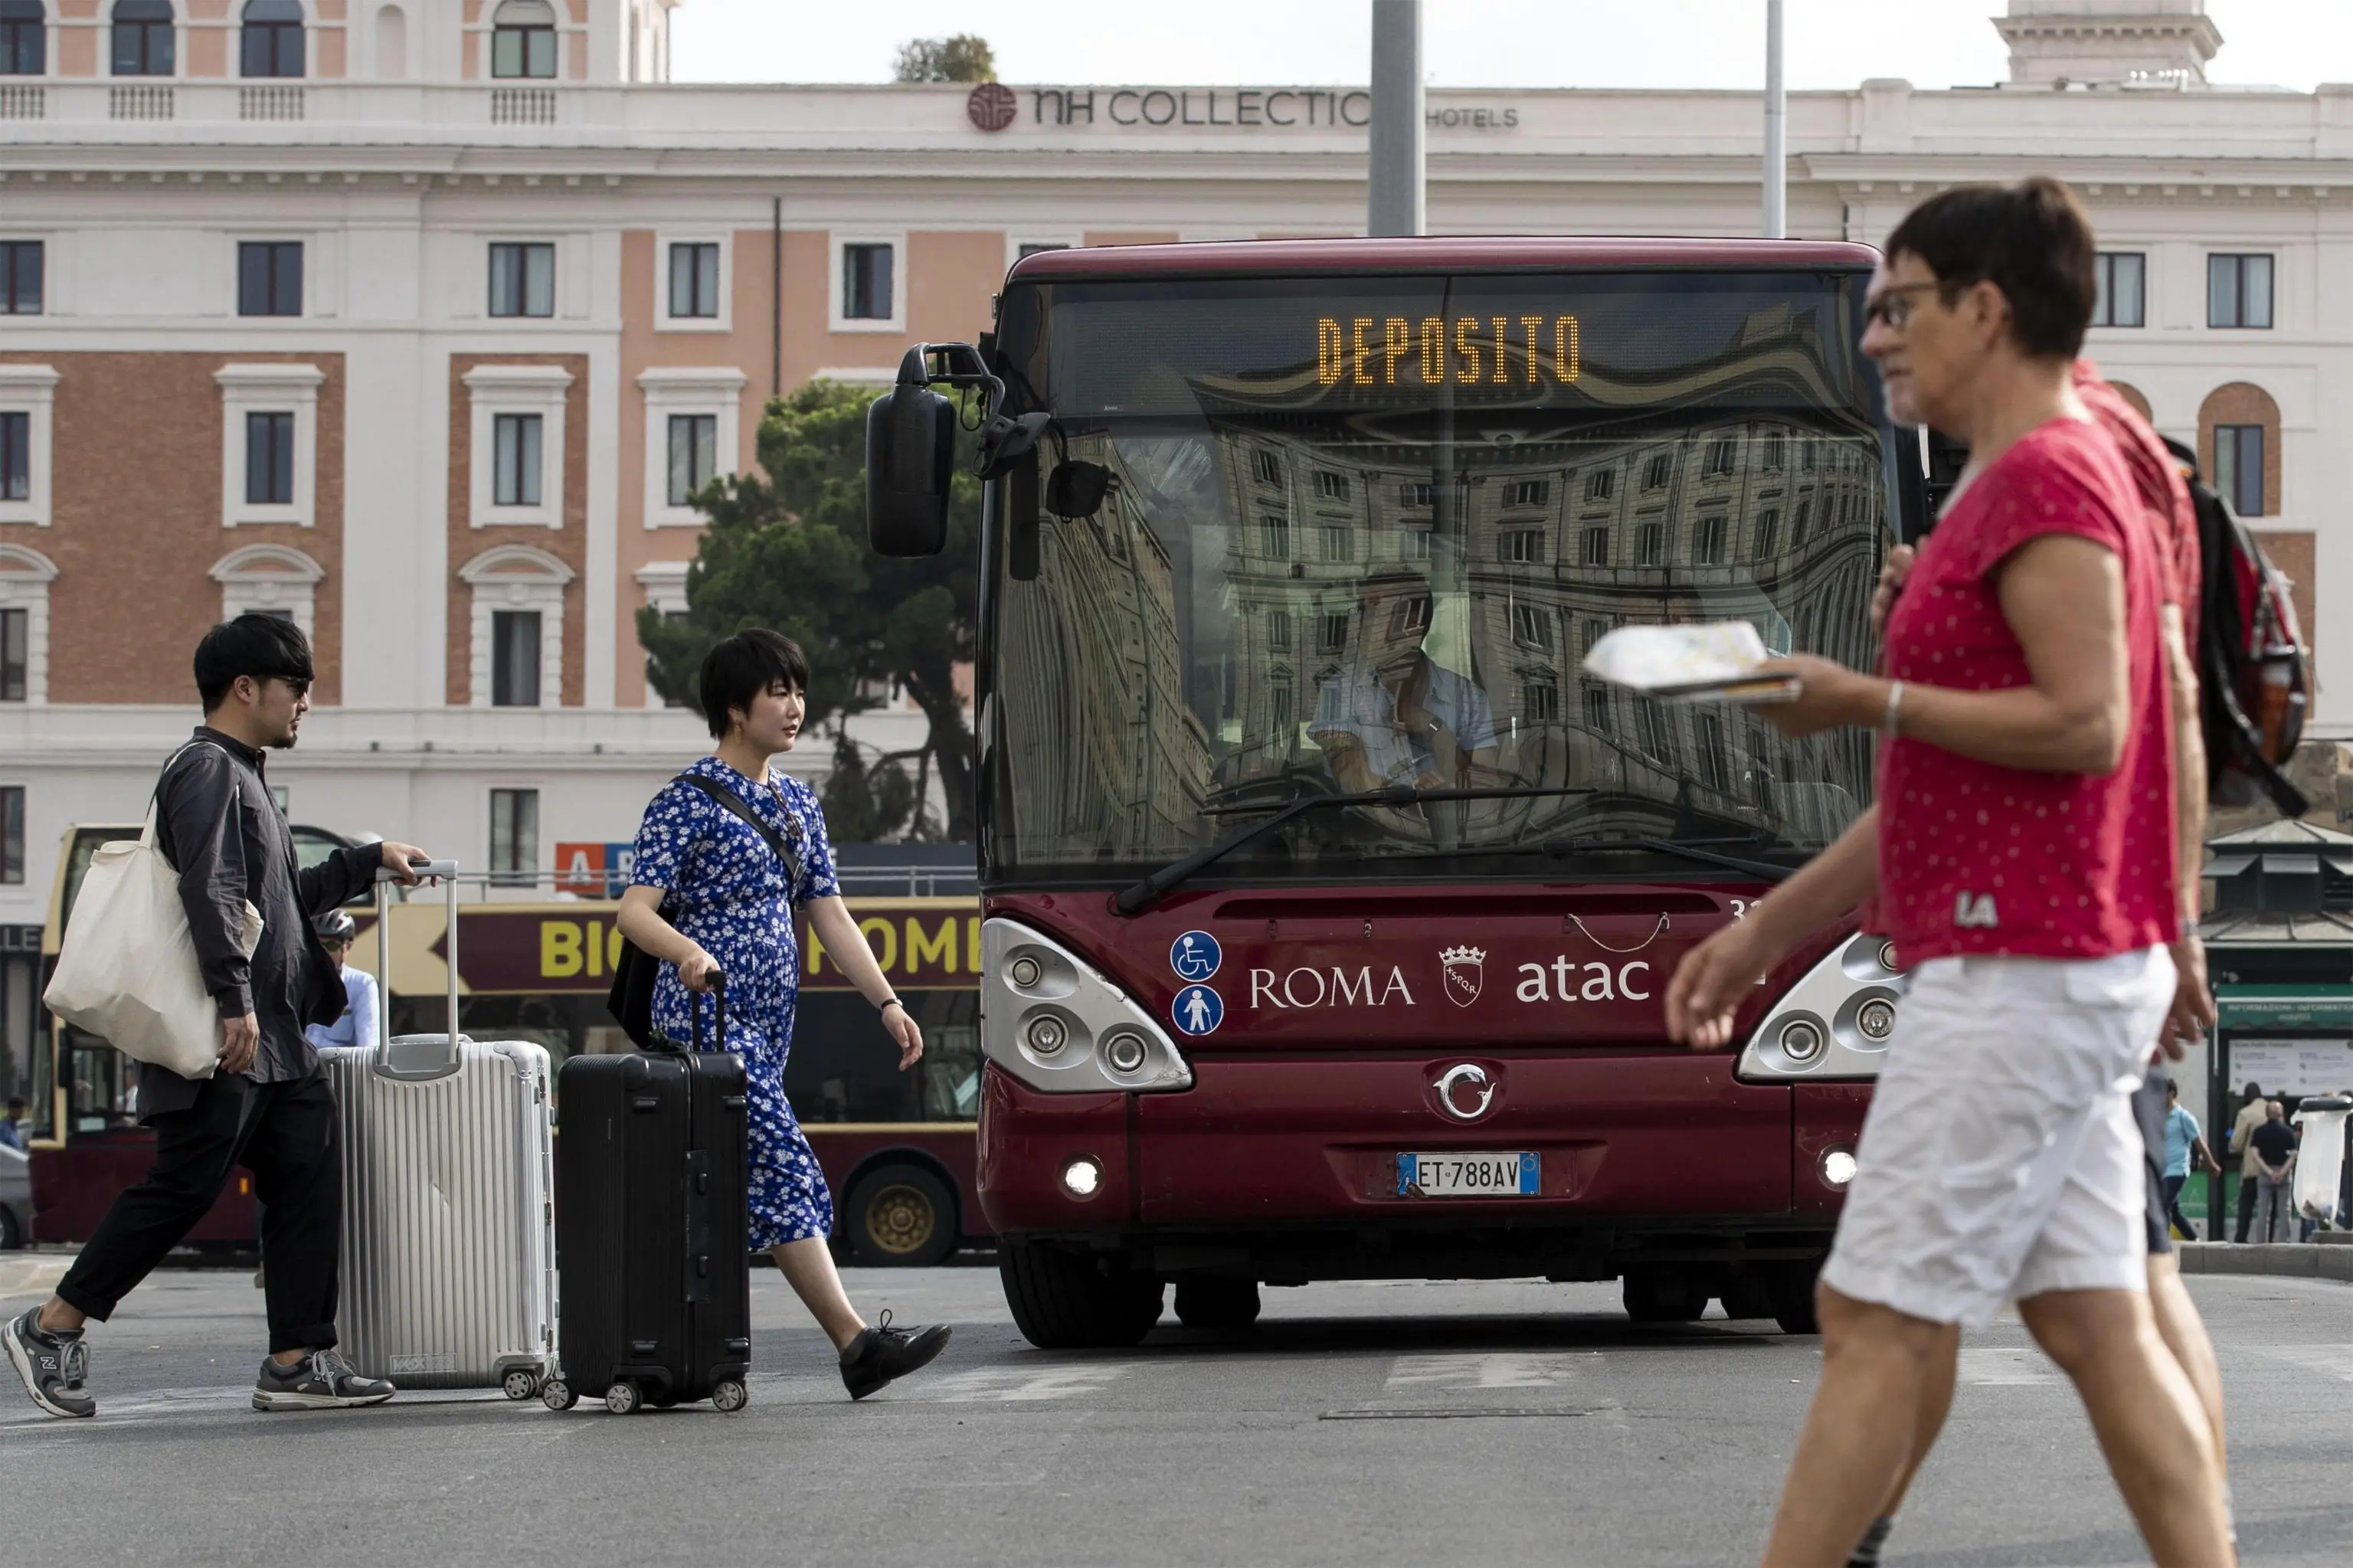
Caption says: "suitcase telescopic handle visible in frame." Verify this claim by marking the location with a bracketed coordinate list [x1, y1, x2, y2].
[692, 971, 727, 1054]
[371, 858, 463, 1072]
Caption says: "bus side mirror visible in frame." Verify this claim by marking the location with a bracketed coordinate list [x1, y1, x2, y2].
[865, 377, 956, 558]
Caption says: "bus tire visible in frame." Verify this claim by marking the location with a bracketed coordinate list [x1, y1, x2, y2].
[999, 1239, 1163, 1350]
[844, 1164, 958, 1268]
[1173, 1276, 1261, 1333]
[1769, 1259, 1823, 1336]
[1622, 1267, 1705, 1324]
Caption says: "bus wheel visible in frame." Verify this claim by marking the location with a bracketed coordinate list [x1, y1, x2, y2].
[846, 1164, 959, 1268]
[1173, 1277, 1261, 1333]
[999, 1240, 1163, 1350]
[1720, 1269, 1776, 1321]
[1769, 1260, 1822, 1336]
[1622, 1267, 1705, 1324]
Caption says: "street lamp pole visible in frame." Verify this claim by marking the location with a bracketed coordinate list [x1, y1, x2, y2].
[1763, 0, 1786, 238]
[1369, 0, 1424, 237]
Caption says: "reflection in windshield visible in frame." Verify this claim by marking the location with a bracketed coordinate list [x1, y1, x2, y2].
[987, 274, 1893, 885]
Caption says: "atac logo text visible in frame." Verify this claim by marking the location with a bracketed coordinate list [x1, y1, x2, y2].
[1440, 945, 1484, 1007]
[1514, 955, 1653, 1003]
[1249, 965, 1416, 1010]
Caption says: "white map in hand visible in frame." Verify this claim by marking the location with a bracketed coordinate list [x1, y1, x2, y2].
[1581, 622, 1798, 703]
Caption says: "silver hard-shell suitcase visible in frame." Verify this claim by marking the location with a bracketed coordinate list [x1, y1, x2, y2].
[319, 862, 557, 1397]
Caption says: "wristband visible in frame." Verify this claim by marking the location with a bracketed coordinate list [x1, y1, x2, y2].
[1880, 679, 1905, 739]
[877, 996, 905, 1015]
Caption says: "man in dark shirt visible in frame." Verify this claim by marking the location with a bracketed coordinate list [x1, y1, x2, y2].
[2249, 1100, 2301, 1244]
[5, 616, 433, 1419]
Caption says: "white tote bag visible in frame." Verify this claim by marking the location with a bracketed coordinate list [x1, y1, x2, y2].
[43, 804, 262, 1082]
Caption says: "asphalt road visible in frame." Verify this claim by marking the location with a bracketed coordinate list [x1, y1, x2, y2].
[4, 1261, 2351, 1567]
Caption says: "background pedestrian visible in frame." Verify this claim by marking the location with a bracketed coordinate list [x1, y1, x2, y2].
[2249, 1100, 2299, 1243]
[2229, 1080, 2267, 1242]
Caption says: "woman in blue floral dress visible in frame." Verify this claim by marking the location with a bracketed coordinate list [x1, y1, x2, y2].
[615, 630, 951, 1399]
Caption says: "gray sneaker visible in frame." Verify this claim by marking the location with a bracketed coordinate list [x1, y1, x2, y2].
[251, 1347, 396, 1412]
[5, 1307, 94, 1419]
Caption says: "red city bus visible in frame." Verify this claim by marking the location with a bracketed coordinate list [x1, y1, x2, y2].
[869, 237, 1922, 1345]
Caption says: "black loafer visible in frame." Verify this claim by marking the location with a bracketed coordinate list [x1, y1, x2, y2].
[839, 1311, 951, 1400]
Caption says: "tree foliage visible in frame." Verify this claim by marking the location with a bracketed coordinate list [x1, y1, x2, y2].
[639, 379, 983, 841]
[892, 34, 995, 83]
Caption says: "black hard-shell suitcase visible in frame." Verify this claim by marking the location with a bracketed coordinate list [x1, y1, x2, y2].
[545, 978, 752, 1415]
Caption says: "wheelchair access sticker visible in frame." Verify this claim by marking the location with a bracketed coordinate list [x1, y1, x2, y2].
[1170, 931, 1222, 984]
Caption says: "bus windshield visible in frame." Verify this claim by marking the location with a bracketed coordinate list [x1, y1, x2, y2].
[984, 268, 1898, 887]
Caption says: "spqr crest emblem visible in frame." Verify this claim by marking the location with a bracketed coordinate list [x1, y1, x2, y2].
[1440, 945, 1485, 1008]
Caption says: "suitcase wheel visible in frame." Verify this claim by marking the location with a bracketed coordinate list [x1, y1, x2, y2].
[604, 1380, 642, 1416]
[540, 1378, 578, 1413]
[502, 1370, 542, 1401]
[712, 1380, 748, 1413]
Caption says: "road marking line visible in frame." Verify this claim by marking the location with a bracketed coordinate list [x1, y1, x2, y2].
[2243, 1344, 2353, 1381]
[1956, 1348, 2060, 1386]
[921, 1363, 1134, 1403]
[1386, 1353, 1582, 1391]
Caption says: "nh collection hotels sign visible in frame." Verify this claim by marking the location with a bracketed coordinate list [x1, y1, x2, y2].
[970, 83, 1523, 133]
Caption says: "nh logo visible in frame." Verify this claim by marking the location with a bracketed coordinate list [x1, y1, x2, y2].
[1954, 892, 1998, 929]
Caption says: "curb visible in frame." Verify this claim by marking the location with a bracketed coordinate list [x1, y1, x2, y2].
[0, 1255, 70, 1301]
[2176, 1242, 2353, 1282]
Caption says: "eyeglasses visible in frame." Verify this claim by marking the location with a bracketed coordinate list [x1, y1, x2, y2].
[1863, 281, 1946, 332]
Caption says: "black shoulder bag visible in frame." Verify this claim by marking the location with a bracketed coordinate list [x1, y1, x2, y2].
[607, 774, 805, 1050]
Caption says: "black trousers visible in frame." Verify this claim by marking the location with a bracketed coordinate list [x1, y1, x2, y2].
[57, 1071, 341, 1354]
[2236, 1170, 2259, 1242]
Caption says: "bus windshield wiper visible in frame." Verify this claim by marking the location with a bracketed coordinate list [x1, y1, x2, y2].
[1114, 785, 1595, 915]
[1538, 836, 1798, 883]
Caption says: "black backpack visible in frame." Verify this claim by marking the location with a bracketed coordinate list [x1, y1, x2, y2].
[2165, 437, 2312, 815]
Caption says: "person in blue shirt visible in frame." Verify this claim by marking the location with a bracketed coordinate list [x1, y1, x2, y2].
[2162, 1078, 2215, 1243]
[301, 908, 379, 1053]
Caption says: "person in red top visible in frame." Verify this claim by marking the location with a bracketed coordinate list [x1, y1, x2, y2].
[1666, 178, 2231, 1568]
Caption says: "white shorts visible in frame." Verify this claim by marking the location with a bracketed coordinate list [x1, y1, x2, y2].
[1820, 945, 2175, 1329]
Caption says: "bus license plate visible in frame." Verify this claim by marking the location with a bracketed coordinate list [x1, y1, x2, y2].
[1397, 1152, 1540, 1198]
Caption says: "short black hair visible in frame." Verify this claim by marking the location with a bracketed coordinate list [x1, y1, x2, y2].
[194, 614, 313, 712]
[696, 629, 810, 741]
[1882, 177, 2098, 359]
[2165, 1077, 2179, 1095]
[2244, 1081, 2263, 1097]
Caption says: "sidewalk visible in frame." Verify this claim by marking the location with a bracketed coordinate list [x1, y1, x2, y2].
[0, 1254, 72, 1304]
[2177, 1240, 2353, 1282]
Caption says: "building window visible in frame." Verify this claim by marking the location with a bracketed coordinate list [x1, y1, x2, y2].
[1696, 711, 1730, 792]
[244, 412, 294, 506]
[1585, 469, 1615, 502]
[1510, 603, 1551, 649]
[1504, 479, 1550, 509]
[1314, 470, 1350, 502]
[1644, 453, 1672, 489]
[0, 607, 23, 701]
[2093, 251, 2145, 328]
[1016, 242, 1068, 260]
[0, 411, 25, 502]
[0, 0, 41, 75]
[1266, 608, 1291, 652]
[240, 0, 304, 78]
[493, 414, 543, 508]
[112, 0, 173, 75]
[1317, 524, 1352, 563]
[489, 787, 539, 883]
[1268, 676, 1294, 735]
[1703, 437, 1738, 476]
[0, 242, 36, 315]
[667, 414, 716, 507]
[1259, 516, 1291, 558]
[1253, 450, 1283, 488]
[1759, 432, 1785, 471]
[1523, 674, 1559, 725]
[1399, 480, 1435, 509]
[1790, 498, 1811, 547]
[1752, 508, 1780, 559]
[841, 242, 893, 321]
[1582, 685, 1611, 733]
[1636, 521, 1667, 567]
[1580, 525, 1610, 568]
[491, 611, 542, 708]
[1319, 611, 1348, 653]
[2214, 424, 2265, 517]
[488, 242, 555, 319]
[1398, 525, 1432, 561]
[237, 241, 303, 318]
[2208, 254, 2274, 329]
[0, 786, 21, 884]
[1638, 699, 1676, 763]
[669, 241, 720, 319]
[1500, 528, 1544, 565]
[1694, 512, 1727, 565]
[490, 0, 557, 79]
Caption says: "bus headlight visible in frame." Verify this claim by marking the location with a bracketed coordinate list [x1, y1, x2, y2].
[1009, 955, 1043, 989]
[1856, 998, 1896, 1041]
[1735, 934, 1913, 1083]
[982, 919, 1194, 1095]
[1061, 1157, 1103, 1198]
[1101, 1031, 1148, 1074]
[1779, 1020, 1824, 1064]
[1026, 1016, 1069, 1057]
[1820, 1147, 1858, 1188]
